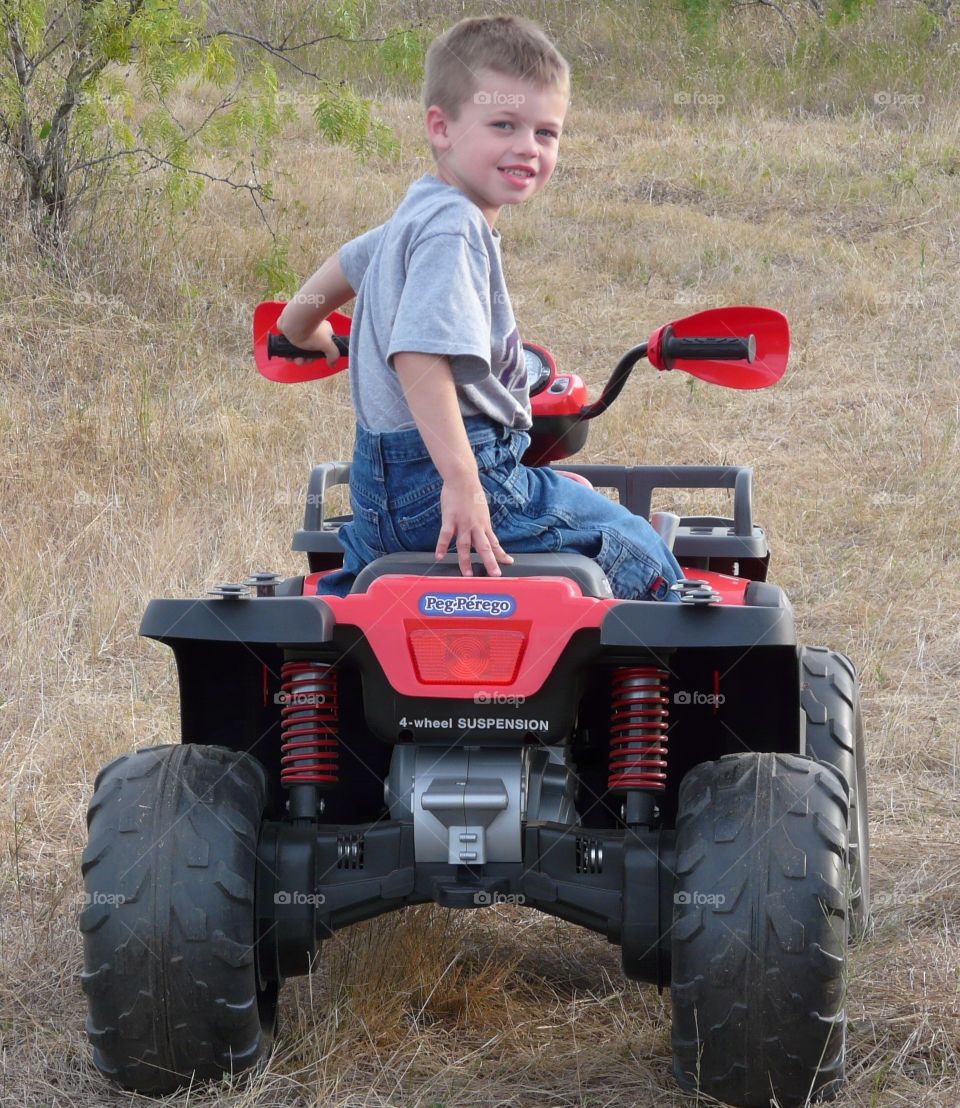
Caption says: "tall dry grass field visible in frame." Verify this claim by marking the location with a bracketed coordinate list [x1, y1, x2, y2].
[1, 15, 959, 1106]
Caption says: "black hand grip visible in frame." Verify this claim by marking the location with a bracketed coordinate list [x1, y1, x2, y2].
[663, 331, 755, 364]
[268, 332, 349, 360]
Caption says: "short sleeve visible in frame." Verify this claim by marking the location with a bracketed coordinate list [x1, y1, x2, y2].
[338, 224, 385, 293]
[386, 232, 492, 385]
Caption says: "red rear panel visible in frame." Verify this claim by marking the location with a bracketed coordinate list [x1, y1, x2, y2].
[301, 567, 751, 696]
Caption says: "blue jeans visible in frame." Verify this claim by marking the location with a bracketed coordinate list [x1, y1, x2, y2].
[316, 416, 682, 601]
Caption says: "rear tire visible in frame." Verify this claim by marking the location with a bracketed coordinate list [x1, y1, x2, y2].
[671, 752, 848, 1108]
[80, 744, 277, 1094]
[800, 646, 870, 936]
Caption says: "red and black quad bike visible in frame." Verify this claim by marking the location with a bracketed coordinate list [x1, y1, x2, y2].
[81, 304, 869, 1107]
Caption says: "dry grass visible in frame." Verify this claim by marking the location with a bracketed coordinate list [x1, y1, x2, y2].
[2, 68, 960, 1108]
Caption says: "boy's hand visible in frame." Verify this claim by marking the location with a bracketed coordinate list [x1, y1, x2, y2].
[437, 474, 514, 578]
[284, 319, 340, 367]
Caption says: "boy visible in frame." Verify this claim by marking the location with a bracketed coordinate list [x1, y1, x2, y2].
[277, 15, 682, 601]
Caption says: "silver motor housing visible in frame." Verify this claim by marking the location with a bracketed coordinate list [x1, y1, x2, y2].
[385, 744, 577, 865]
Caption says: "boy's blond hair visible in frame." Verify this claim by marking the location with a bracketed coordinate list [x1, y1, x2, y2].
[423, 15, 570, 120]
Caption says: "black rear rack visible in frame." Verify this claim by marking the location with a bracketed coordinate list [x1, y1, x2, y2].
[293, 463, 770, 579]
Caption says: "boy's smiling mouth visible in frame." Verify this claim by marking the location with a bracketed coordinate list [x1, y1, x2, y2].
[498, 165, 536, 183]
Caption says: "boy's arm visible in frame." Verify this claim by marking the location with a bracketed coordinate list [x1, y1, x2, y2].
[394, 351, 513, 579]
[276, 250, 354, 346]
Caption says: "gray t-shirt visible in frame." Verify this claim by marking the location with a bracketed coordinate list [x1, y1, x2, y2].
[337, 174, 530, 432]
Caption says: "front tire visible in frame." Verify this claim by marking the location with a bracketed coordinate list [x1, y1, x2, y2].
[800, 646, 870, 936]
[671, 752, 848, 1108]
[80, 744, 277, 1094]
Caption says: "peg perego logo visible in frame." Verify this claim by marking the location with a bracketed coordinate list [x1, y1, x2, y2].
[419, 592, 516, 617]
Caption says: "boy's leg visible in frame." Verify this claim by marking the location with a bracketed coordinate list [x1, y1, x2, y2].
[314, 424, 392, 597]
[476, 432, 683, 602]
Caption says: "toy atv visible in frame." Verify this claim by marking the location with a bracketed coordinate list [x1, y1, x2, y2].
[81, 306, 869, 1107]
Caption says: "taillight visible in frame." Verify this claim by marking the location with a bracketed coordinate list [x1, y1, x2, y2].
[406, 622, 528, 684]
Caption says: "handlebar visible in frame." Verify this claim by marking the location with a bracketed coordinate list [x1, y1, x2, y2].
[267, 332, 350, 360]
[662, 330, 755, 365]
[578, 329, 757, 421]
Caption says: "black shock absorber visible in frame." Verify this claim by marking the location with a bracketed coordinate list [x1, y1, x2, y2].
[608, 666, 670, 826]
[279, 660, 340, 819]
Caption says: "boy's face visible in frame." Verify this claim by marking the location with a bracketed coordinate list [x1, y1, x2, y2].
[426, 69, 568, 227]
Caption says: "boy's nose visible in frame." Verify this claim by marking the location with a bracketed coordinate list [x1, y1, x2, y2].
[511, 127, 539, 156]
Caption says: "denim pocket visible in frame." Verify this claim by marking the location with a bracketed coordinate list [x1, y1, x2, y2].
[477, 448, 528, 523]
[395, 495, 442, 550]
[596, 527, 662, 600]
[351, 501, 388, 555]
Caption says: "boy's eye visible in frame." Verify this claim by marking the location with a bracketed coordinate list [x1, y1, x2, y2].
[491, 121, 559, 140]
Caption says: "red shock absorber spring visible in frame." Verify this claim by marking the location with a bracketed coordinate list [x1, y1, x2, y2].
[608, 666, 670, 791]
[279, 661, 340, 787]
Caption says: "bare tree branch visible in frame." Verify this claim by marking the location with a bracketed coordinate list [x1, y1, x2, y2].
[732, 0, 798, 35]
[165, 24, 424, 82]
[71, 143, 276, 202]
[23, 5, 73, 80]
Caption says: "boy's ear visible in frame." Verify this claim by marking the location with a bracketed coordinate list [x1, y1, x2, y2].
[425, 104, 452, 151]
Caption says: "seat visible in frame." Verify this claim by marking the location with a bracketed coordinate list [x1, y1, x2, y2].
[350, 552, 614, 598]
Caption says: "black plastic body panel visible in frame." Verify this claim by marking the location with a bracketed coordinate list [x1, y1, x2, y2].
[140, 596, 334, 644]
[257, 817, 677, 985]
[599, 599, 795, 649]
